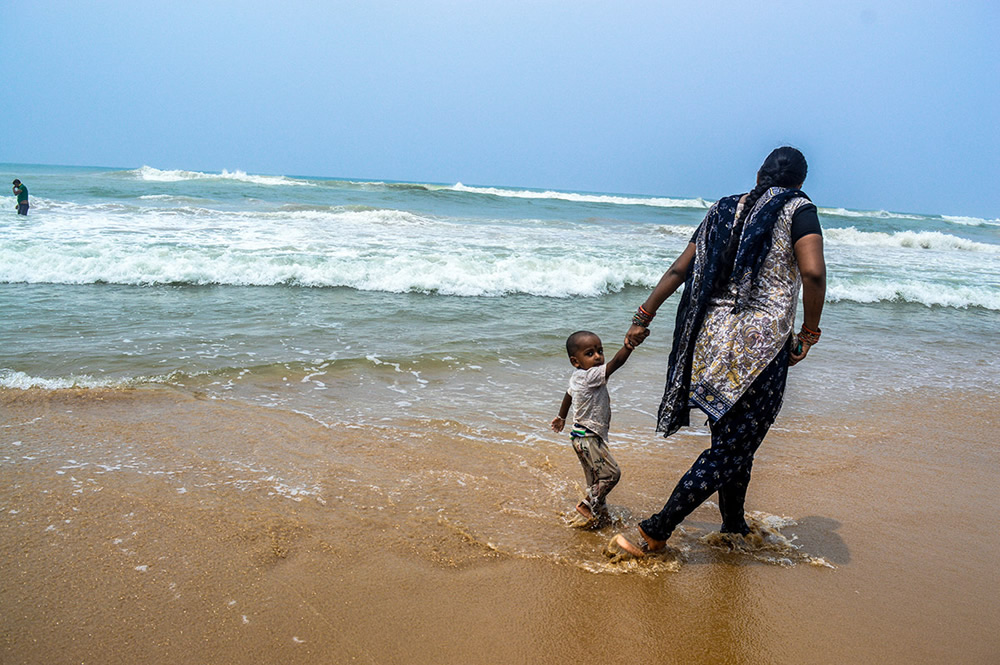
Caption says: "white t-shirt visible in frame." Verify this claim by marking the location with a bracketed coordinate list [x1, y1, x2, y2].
[568, 364, 611, 441]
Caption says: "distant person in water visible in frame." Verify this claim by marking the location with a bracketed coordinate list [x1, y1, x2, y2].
[551, 330, 635, 525]
[613, 146, 827, 557]
[12, 179, 29, 215]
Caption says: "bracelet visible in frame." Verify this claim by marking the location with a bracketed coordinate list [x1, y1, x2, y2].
[632, 304, 654, 328]
[797, 324, 821, 346]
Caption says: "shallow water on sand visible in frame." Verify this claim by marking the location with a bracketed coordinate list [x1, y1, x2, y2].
[2, 383, 998, 664]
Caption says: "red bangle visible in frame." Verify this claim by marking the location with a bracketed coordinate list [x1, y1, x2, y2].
[797, 325, 821, 346]
[632, 304, 654, 328]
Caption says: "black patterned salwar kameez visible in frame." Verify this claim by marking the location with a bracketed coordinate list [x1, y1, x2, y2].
[640, 187, 813, 540]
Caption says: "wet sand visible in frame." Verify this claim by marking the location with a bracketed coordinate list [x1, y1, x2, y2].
[2, 386, 999, 664]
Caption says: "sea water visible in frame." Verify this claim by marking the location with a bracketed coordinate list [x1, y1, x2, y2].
[1, 162, 998, 438]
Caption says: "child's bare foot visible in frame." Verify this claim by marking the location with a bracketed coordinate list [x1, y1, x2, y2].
[575, 502, 594, 520]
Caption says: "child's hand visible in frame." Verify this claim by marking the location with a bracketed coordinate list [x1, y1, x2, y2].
[551, 416, 565, 433]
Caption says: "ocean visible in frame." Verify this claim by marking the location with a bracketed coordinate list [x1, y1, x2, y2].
[2, 162, 999, 663]
[3, 163, 997, 410]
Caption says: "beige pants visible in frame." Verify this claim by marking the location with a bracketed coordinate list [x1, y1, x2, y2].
[570, 429, 621, 512]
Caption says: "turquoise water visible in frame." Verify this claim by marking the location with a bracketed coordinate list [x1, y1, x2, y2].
[2, 162, 998, 434]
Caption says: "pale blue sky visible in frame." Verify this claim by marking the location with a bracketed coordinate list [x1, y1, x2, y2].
[2, 1, 997, 217]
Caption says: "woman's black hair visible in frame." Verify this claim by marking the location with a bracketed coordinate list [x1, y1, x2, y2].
[737, 147, 808, 224]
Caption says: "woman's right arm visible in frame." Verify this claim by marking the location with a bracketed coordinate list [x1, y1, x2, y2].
[625, 242, 696, 348]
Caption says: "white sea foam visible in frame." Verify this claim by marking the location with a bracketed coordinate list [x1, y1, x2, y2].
[941, 214, 1000, 227]
[825, 227, 1000, 252]
[819, 207, 926, 221]
[449, 183, 710, 209]
[10, 234, 996, 308]
[2, 194, 996, 307]
[0, 240, 660, 296]
[0, 369, 181, 390]
[0, 202, 668, 296]
[0, 370, 118, 390]
[130, 166, 314, 187]
[828, 279, 1000, 310]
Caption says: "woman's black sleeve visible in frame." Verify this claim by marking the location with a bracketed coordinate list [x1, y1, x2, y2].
[791, 204, 822, 244]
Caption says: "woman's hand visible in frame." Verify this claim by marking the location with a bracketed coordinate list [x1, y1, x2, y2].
[551, 416, 565, 433]
[625, 324, 650, 349]
[788, 338, 812, 366]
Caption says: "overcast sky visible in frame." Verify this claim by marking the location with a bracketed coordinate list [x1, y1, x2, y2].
[2, 1, 997, 217]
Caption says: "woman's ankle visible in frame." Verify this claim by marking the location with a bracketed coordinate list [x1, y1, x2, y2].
[638, 526, 668, 551]
[720, 521, 750, 536]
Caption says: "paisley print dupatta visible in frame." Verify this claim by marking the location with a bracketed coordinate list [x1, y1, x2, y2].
[656, 187, 807, 437]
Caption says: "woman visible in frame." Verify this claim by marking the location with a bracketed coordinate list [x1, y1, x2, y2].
[617, 146, 826, 556]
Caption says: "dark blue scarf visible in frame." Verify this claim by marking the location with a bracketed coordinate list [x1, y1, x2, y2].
[656, 187, 807, 436]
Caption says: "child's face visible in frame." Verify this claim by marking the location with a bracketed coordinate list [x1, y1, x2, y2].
[569, 335, 604, 370]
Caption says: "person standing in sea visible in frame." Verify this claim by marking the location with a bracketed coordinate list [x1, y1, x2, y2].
[614, 146, 827, 556]
[12, 179, 29, 215]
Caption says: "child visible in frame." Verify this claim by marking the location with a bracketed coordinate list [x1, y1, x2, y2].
[551, 330, 634, 523]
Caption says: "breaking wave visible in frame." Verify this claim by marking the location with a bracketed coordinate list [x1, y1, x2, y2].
[129, 166, 315, 187]
[449, 183, 710, 209]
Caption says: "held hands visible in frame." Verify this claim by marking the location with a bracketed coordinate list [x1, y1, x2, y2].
[625, 324, 650, 349]
[551, 416, 565, 433]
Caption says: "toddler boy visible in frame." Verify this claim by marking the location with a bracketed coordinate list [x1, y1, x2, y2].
[551, 330, 633, 522]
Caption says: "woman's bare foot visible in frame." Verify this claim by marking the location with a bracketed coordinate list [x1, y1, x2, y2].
[610, 527, 668, 558]
[576, 502, 594, 520]
[611, 533, 646, 557]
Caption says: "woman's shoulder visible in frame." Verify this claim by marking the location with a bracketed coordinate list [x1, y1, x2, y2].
[788, 194, 815, 216]
[708, 193, 743, 213]
[790, 201, 822, 241]
[772, 189, 812, 214]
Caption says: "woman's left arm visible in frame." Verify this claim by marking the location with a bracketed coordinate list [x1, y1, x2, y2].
[790, 233, 826, 365]
[624, 242, 696, 349]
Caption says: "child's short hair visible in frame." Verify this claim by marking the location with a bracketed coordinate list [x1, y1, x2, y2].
[566, 330, 598, 356]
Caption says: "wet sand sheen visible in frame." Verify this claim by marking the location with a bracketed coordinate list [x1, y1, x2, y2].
[1, 387, 998, 664]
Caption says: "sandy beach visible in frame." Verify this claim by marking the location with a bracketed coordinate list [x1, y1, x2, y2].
[3, 384, 998, 664]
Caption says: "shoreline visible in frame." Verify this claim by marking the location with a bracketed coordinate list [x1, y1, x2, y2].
[2, 385, 998, 663]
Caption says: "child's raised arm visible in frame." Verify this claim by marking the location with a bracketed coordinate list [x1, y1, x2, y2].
[551, 392, 572, 432]
[604, 344, 634, 379]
